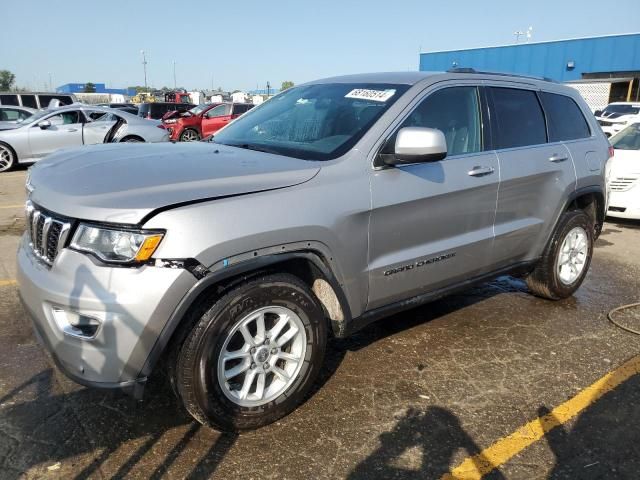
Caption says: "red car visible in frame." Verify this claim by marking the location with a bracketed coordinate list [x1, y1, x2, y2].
[163, 103, 254, 142]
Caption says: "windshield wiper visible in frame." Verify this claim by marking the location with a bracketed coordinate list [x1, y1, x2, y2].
[234, 143, 280, 155]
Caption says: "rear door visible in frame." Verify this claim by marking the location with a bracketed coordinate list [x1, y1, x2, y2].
[367, 84, 500, 310]
[28, 110, 84, 158]
[82, 111, 119, 144]
[201, 104, 232, 136]
[489, 85, 577, 268]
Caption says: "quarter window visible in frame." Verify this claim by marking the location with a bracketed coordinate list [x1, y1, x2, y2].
[490, 87, 546, 149]
[400, 86, 483, 156]
[540, 92, 590, 141]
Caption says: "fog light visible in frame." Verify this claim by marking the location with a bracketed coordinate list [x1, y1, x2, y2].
[51, 306, 101, 339]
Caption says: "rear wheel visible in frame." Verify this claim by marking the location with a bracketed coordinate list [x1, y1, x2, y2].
[179, 129, 201, 142]
[0, 143, 15, 172]
[121, 135, 144, 143]
[526, 210, 594, 300]
[173, 273, 327, 431]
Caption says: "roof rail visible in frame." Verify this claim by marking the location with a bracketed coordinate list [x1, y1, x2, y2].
[446, 67, 556, 83]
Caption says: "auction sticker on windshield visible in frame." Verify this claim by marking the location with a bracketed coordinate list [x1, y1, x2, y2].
[345, 89, 396, 102]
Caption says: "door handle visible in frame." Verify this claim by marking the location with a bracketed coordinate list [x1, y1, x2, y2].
[468, 166, 495, 177]
[549, 153, 568, 162]
[66, 128, 78, 132]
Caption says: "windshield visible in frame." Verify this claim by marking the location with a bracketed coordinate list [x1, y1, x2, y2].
[610, 123, 640, 150]
[17, 109, 50, 125]
[602, 105, 640, 116]
[212, 83, 410, 161]
[189, 104, 209, 115]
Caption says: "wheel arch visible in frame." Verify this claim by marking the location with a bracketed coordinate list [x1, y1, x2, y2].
[119, 134, 145, 143]
[566, 186, 605, 238]
[139, 250, 352, 378]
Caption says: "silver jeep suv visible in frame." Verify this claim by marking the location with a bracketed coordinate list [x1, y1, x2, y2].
[18, 71, 610, 431]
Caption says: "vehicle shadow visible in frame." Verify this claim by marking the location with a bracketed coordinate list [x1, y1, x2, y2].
[347, 406, 506, 479]
[2, 266, 523, 478]
[540, 373, 640, 479]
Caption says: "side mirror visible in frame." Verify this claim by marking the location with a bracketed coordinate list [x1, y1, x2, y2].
[37, 120, 52, 129]
[383, 127, 447, 166]
[594, 110, 602, 117]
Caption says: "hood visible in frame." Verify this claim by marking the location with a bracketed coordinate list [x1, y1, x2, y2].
[609, 149, 640, 177]
[28, 142, 320, 224]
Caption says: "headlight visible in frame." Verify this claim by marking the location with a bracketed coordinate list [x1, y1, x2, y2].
[70, 224, 164, 264]
[164, 119, 177, 124]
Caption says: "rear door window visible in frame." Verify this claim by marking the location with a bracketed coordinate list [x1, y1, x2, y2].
[490, 87, 547, 149]
[0, 109, 23, 121]
[540, 92, 591, 141]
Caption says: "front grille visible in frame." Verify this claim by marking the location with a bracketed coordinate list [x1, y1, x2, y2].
[25, 201, 72, 266]
[610, 177, 638, 192]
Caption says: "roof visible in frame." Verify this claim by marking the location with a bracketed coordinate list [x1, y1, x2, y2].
[309, 71, 438, 86]
[421, 32, 640, 55]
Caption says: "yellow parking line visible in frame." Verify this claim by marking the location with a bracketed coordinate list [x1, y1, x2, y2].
[0, 279, 17, 287]
[0, 204, 23, 209]
[443, 354, 640, 479]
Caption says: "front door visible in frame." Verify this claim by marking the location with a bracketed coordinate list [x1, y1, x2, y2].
[201, 104, 232, 137]
[28, 110, 84, 158]
[368, 85, 499, 310]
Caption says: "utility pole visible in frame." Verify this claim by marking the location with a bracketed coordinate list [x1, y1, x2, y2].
[141, 50, 148, 89]
[514, 30, 525, 44]
[173, 60, 177, 89]
[48, 72, 52, 91]
[266, 81, 271, 97]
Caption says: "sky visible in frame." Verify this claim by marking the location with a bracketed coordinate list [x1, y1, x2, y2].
[1, 0, 639, 92]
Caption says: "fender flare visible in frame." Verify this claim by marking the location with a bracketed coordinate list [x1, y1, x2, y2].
[139, 250, 352, 378]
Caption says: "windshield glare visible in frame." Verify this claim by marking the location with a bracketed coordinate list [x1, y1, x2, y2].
[611, 123, 640, 150]
[212, 83, 409, 160]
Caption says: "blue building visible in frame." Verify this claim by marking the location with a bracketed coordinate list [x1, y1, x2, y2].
[419, 33, 640, 103]
[56, 83, 136, 96]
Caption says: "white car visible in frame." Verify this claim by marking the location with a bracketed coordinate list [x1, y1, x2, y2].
[0, 105, 169, 172]
[596, 102, 640, 137]
[607, 123, 640, 220]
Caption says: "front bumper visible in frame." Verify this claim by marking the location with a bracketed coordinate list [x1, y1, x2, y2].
[17, 234, 197, 392]
[607, 189, 640, 220]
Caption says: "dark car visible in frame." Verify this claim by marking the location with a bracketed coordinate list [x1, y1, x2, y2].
[138, 102, 195, 120]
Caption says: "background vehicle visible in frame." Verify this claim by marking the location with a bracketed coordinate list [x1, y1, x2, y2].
[18, 71, 609, 432]
[163, 103, 254, 141]
[0, 105, 168, 172]
[165, 91, 192, 103]
[607, 123, 640, 219]
[595, 102, 640, 137]
[200, 102, 254, 138]
[0, 106, 36, 128]
[131, 92, 156, 104]
[0, 92, 76, 109]
[138, 102, 195, 120]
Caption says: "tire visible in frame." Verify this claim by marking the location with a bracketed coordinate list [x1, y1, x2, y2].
[121, 136, 144, 143]
[0, 142, 16, 172]
[526, 210, 594, 300]
[174, 273, 327, 431]
[179, 128, 201, 142]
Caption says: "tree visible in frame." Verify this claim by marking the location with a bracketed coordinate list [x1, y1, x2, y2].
[83, 82, 96, 93]
[0, 70, 16, 91]
[281, 81, 294, 91]
[128, 85, 152, 94]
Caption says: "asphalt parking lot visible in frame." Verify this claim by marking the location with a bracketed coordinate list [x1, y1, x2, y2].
[1, 169, 640, 479]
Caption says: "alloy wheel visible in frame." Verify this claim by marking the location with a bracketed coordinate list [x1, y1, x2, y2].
[217, 306, 307, 407]
[557, 226, 589, 285]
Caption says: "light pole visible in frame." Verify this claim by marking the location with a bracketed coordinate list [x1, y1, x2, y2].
[266, 81, 271, 97]
[514, 30, 525, 44]
[141, 50, 148, 89]
[48, 72, 52, 91]
[173, 60, 177, 89]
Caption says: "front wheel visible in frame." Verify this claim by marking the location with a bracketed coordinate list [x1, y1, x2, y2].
[526, 210, 594, 300]
[179, 128, 201, 142]
[173, 273, 327, 431]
